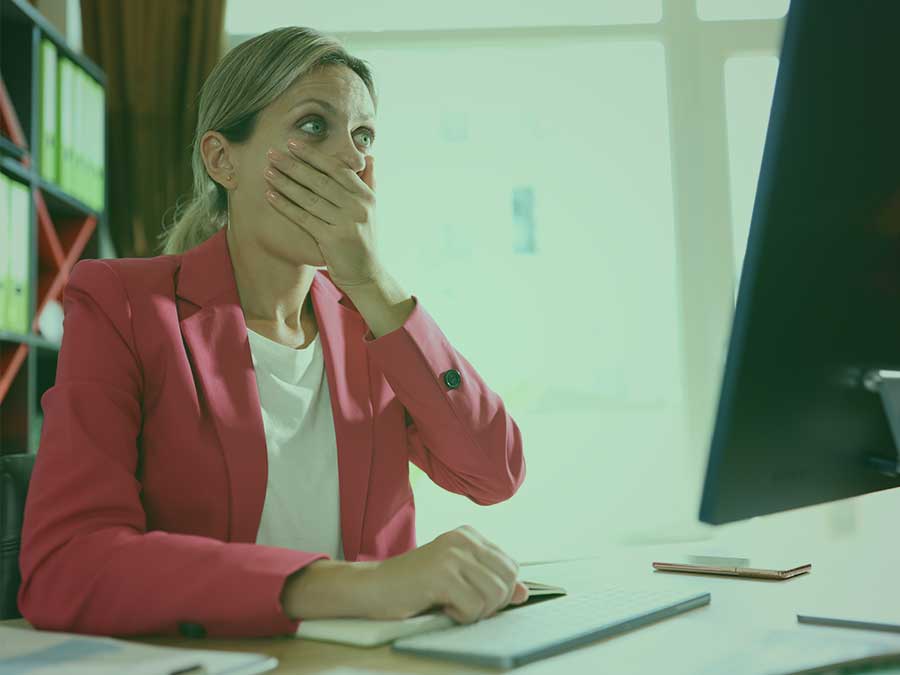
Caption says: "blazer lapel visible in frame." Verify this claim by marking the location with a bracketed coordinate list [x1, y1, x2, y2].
[175, 228, 374, 560]
[310, 272, 374, 562]
[176, 229, 268, 544]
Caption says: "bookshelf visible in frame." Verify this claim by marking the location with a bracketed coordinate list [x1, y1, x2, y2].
[0, 0, 114, 455]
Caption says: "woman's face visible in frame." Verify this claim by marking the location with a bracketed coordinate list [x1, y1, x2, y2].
[204, 64, 377, 267]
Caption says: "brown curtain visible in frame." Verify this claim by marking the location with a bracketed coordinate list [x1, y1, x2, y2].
[80, 0, 226, 258]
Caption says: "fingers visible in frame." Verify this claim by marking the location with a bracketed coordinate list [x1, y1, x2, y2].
[511, 581, 530, 605]
[455, 527, 519, 610]
[440, 572, 485, 624]
[459, 565, 511, 621]
[458, 525, 520, 574]
[438, 527, 522, 620]
[469, 545, 518, 614]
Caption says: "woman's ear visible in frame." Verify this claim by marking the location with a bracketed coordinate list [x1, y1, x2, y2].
[201, 132, 236, 189]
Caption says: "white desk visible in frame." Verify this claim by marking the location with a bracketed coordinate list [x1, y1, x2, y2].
[4, 497, 900, 673]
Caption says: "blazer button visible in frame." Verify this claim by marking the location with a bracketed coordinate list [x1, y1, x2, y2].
[442, 369, 461, 389]
[178, 621, 207, 638]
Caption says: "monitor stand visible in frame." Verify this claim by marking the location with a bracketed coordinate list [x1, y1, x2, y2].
[863, 369, 900, 476]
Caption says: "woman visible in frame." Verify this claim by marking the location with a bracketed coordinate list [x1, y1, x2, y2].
[17, 26, 527, 639]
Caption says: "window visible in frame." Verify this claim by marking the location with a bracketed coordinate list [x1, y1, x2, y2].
[724, 55, 780, 289]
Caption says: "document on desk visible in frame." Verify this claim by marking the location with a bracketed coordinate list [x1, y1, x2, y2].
[697, 626, 900, 675]
[0, 626, 277, 674]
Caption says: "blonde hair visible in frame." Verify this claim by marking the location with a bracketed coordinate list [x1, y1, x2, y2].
[157, 27, 377, 255]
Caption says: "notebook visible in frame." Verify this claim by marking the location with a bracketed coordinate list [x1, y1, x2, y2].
[0, 625, 277, 674]
[295, 580, 566, 647]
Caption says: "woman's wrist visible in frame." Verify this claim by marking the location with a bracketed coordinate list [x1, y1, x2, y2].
[282, 558, 379, 620]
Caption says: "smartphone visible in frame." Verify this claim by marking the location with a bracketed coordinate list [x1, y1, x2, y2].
[651, 555, 811, 580]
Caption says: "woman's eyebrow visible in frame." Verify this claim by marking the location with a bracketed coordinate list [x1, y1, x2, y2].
[289, 97, 375, 123]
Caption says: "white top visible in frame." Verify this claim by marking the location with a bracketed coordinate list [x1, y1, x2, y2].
[247, 326, 344, 560]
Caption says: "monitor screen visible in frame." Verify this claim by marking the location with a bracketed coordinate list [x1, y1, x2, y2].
[699, 0, 900, 524]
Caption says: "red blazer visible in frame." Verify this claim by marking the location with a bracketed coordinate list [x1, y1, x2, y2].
[18, 227, 525, 638]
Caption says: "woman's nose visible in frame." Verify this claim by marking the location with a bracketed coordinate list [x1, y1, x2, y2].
[337, 152, 366, 174]
[330, 139, 366, 173]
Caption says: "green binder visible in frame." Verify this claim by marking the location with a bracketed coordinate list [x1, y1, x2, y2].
[38, 38, 58, 184]
[74, 65, 84, 205]
[80, 68, 91, 208]
[90, 76, 101, 211]
[97, 79, 106, 212]
[0, 173, 10, 332]
[61, 57, 74, 201]
[8, 180, 31, 334]
[86, 75, 95, 210]
[57, 56, 69, 198]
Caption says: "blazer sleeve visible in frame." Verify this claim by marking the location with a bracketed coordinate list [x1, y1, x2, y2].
[363, 296, 525, 506]
[17, 259, 327, 638]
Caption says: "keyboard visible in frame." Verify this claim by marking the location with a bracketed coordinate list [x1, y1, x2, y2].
[392, 587, 711, 669]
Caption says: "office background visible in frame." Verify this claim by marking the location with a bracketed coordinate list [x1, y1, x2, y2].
[6, 0, 898, 567]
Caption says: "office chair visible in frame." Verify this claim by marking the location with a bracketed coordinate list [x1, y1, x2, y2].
[0, 452, 35, 620]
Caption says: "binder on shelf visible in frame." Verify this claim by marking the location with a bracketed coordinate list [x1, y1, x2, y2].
[69, 63, 78, 202]
[87, 75, 95, 210]
[29, 411, 43, 452]
[0, 172, 10, 332]
[89, 76, 101, 211]
[75, 63, 84, 205]
[8, 179, 31, 334]
[79, 67, 90, 207]
[73, 65, 83, 205]
[38, 37, 58, 184]
[56, 56, 66, 195]
[58, 56, 72, 200]
[83, 69, 94, 210]
[97, 79, 106, 212]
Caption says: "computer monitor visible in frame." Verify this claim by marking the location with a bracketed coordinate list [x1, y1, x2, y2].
[699, 0, 900, 525]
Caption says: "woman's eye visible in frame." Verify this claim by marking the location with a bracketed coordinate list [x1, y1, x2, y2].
[357, 130, 375, 148]
[298, 118, 325, 135]
[298, 117, 374, 148]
